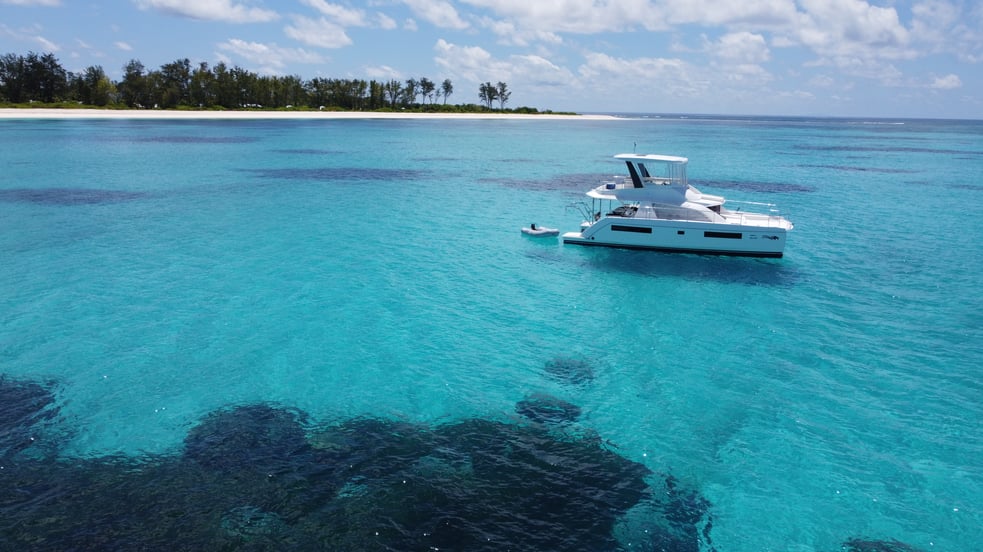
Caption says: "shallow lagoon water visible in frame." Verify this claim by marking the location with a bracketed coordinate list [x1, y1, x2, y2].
[1, 115, 981, 550]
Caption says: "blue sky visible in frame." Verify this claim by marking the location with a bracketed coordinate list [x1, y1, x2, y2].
[2, 0, 981, 118]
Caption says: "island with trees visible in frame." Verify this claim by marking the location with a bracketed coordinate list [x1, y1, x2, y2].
[0, 51, 568, 115]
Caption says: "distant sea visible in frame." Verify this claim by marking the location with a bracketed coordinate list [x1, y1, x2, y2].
[1, 114, 980, 551]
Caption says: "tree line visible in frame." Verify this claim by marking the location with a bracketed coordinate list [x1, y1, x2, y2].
[0, 51, 537, 113]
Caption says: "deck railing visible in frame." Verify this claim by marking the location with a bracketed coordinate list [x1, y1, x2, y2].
[576, 187, 793, 229]
[615, 203, 792, 228]
[722, 201, 792, 228]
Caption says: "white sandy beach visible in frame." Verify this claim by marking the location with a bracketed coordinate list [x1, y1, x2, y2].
[0, 108, 618, 121]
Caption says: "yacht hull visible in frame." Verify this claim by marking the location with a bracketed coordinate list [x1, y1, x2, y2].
[561, 220, 787, 258]
[564, 153, 793, 258]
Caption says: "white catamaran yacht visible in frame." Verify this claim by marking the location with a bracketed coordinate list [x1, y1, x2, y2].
[562, 154, 794, 258]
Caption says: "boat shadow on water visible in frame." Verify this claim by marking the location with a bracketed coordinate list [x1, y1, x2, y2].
[578, 248, 801, 286]
[519, 241, 800, 286]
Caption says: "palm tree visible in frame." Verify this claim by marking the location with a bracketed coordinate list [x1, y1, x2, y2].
[478, 81, 497, 109]
[496, 81, 510, 110]
[418, 77, 434, 104]
[404, 78, 418, 106]
[384, 79, 403, 110]
[119, 59, 149, 107]
[441, 78, 453, 104]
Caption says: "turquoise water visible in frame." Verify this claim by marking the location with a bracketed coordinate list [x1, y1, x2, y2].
[1, 115, 981, 550]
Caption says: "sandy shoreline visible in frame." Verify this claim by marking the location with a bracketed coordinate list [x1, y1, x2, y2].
[0, 108, 618, 121]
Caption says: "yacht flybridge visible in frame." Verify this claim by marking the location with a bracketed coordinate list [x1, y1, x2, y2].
[562, 154, 794, 257]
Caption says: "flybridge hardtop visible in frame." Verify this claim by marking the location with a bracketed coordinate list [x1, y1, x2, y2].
[587, 154, 721, 207]
[562, 153, 794, 258]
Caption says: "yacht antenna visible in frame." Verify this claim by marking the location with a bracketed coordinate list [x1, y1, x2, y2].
[633, 141, 636, 153]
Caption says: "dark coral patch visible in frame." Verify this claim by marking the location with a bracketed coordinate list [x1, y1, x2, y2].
[689, 178, 814, 194]
[663, 474, 714, 548]
[309, 417, 432, 480]
[183, 404, 311, 473]
[0, 188, 146, 206]
[220, 505, 286, 540]
[796, 144, 983, 156]
[412, 418, 650, 551]
[515, 393, 582, 424]
[619, 474, 716, 552]
[480, 172, 601, 193]
[243, 167, 428, 181]
[797, 164, 919, 174]
[843, 537, 924, 552]
[0, 376, 59, 458]
[272, 148, 343, 155]
[544, 356, 595, 385]
[1, 403, 658, 551]
[134, 135, 256, 144]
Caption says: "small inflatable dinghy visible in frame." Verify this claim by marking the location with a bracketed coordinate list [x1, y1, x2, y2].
[521, 225, 559, 237]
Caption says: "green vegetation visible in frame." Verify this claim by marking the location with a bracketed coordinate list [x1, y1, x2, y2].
[0, 51, 571, 115]
[478, 81, 511, 110]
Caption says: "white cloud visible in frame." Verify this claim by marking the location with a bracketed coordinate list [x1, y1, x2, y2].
[462, 0, 666, 33]
[751, 0, 944, 90]
[789, 0, 913, 62]
[705, 31, 770, 63]
[459, 0, 798, 34]
[462, 0, 933, 90]
[808, 74, 835, 87]
[433, 39, 783, 110]
[778, 89, 816, 100]
[300, 0, 367, 26]
[722, 63, 774, 84]
[115, 41, 134, 51]
[477, 15, 562, 47]
[433, 39, 494, 82]
[579, 52, 705, 97]
[808, 55, 905, 86]
[135, 0, 279, 23]
[699, 32, 774, 89]
[911, 0, 960, 47]
[35, 35, 59, 51]
[2, 23, 61, 52]
[911, 0, 983, 63]
[663, 0, 798, 28]
[364, 64, 401, 79]
[288, 0, 398, 48]
[433, 38, 574, 89]
[930, 73, 962, 89]
[459, 0, 904, 60]
[284, 15, 352, 48]
[510, 54, 576, 86]
[376, 12, 397, 30]
[400, 0, 469, 30]
[1, 0, 60, 5]
[217, 38, 325, 73]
